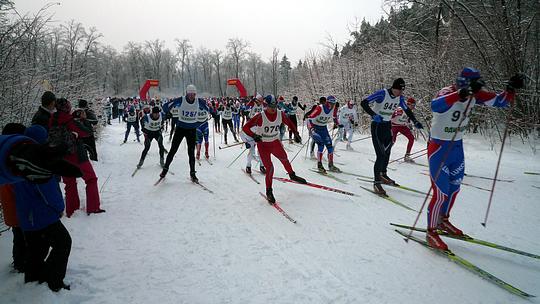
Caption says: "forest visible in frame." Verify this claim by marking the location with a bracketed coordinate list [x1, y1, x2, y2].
[1, 0, 538, 146]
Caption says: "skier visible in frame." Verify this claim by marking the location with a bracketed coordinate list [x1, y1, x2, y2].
[123, 106, 141, 143]
[285, 96, 306, 143]
[337, 100, 359, 150]
[360, 78, 423, 195]
[221, 101, 239, 145]
[137, 106, 166, 169]
[232, 99, 241, 134]
[195, 102, 211, 160]
[248, 94, 265, 118]
[167, 99, 181, 141]
[160, 84, 209, 182]
[304, 96, 327, 158]
[242, 95, 307, 203]
[390, 97, 418, 162]
[425, 68, 523, 250]
[307, 95, 340, 173]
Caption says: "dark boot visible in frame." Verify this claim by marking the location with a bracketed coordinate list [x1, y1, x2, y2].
[137, 159, 144, 169]
[328, 162, 341, 173]
[266, 188, 276, 204]
[160, 167, 168, 178]
[259, 165, 266, 174]
[380, 173, 399, 186]
[317, 162, 327, 173]
[289, 171, 307, 184]
[245, 166, 252, 174]
[373, 182, 387, 196]
[190, 171, 198, 183]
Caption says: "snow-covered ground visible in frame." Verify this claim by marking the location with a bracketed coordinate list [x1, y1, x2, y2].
[1, 119, 539, 304]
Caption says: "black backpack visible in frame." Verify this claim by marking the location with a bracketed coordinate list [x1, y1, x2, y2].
[48, 113, 76, 154]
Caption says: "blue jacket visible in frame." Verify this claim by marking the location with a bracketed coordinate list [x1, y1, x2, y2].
[0, 135, 33, 185]
[14, 179, 64, 231]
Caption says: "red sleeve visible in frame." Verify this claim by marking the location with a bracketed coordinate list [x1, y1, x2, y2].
[281, 112, 297, 133]
[307, 106, 322, 119]
[242, 113, 262, 138]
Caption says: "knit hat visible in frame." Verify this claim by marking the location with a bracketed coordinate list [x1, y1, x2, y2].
[78, 99, 88, 109]
[55, 98, 71, 113]
[392, 78, 406, 90]
[186, 84, 197, 94]
[41, 91, 56, 107]
[24, 125, 48, 144]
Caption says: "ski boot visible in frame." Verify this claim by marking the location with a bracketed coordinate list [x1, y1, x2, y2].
[137, 159, 144, 169]
[160, 167, 168, 178]
[259, 165, 267, 174]
[437, 217, 464, 236]
[380, 173, 399, 186]
[245, 166, 252, 174]
[346, 143, 354, 151]
[205, 151, 210, 159]
[317, 161, 327, 174]
[328, 162, 341, 173]
[373, 182, 387, 196]
[266, 188, 276, 204]
[190, 171, 198, 183]
[426, 228, 449, 251]
[404, 153, 414, 163]
[289, 171, 307, 184]
[123, 139, 127, 144]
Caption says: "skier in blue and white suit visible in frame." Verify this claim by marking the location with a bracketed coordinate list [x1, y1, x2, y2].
[160, 84, 209, 182]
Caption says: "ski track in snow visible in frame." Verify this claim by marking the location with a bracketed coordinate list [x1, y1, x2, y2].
[0, 122, 539, 304]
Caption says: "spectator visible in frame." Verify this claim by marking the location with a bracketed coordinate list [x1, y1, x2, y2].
[50, 98, 105, 217]
[31, 91, 57, 131]
[0, 123, 28, 273]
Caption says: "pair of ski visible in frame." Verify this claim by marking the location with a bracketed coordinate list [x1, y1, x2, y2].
[393, 223, 537, 298]
[153, 176, 214, 193]
[258, 177, 359, 223]
[196, 157, 213, 166]
[308, 168, 348, 184]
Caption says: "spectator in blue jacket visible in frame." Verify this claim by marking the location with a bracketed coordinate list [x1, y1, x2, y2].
[14, 125, 72, 292]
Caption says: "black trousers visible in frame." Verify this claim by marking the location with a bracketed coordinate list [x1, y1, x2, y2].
[140, 131, 166, 162]
[288, 114, 298, 138]
[164, 127, 196, 174]
[371, 121, 393, 182]
[222, 119, 237, 142]
[12, 227, 26, 272]
[24, 220, 71, 288]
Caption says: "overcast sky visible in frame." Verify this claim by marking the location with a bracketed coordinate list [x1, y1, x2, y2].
[12, 0, 386, 63]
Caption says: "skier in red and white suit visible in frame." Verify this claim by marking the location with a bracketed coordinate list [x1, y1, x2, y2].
[242, 95, 307, 203]
[391, 97, 417, 162]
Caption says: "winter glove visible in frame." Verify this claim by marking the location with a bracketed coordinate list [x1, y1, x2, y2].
[372, 115, 383, 123]
[333, 124, 338, 129]
[253, 134, 262, 142]
[338, 124, 344, 128]
[507, 73, 525, 91]
[470, 78, 485, 93]
[293, 132, 302, 144]
[8, 142, 82, 183]
[458, 88, 470, 100]
[414, 121, 424, 129]
[245, 142, 251, 149]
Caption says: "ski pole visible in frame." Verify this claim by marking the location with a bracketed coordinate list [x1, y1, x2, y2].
[404, 96, 475, 243]
[481, 110, 511, 227]
[226, 147, 248, 168]
[99, 172, 112, 194]
[218, 141, 244, 149]
[212, 121, 216, 159]
[351, 135, 371, 143]
[290, 138, 310, 163]
[389, 148, 427, 164]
